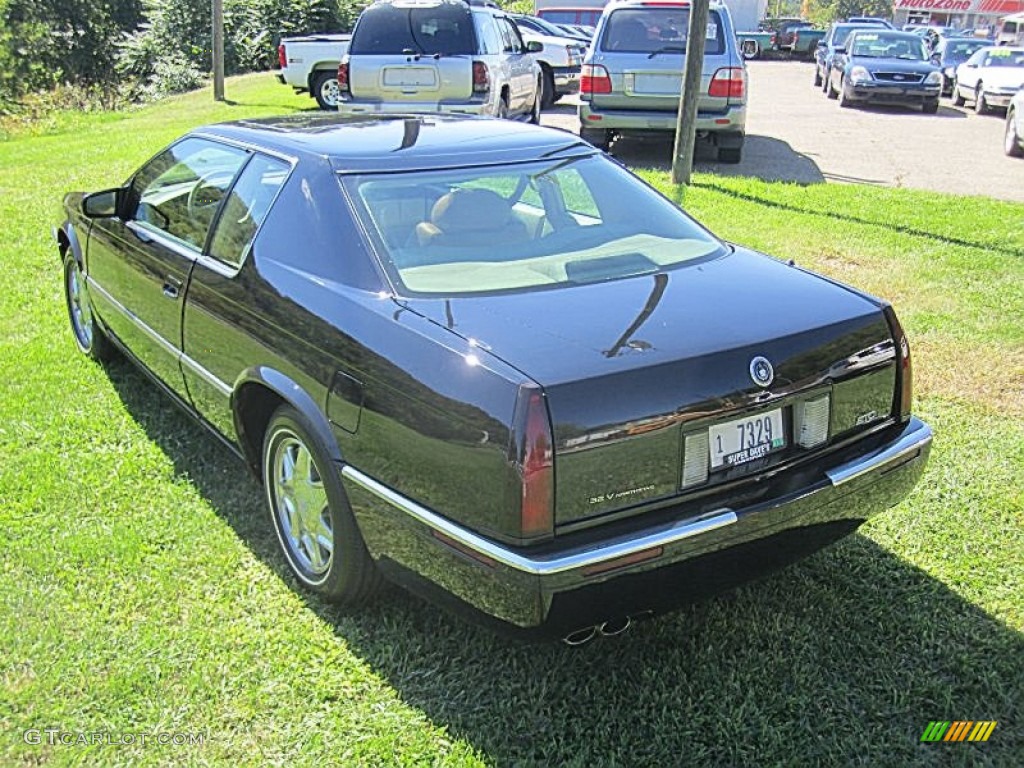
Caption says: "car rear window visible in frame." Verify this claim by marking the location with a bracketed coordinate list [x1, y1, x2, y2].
[342, 155, 725, 297]
[599, 9, 725, 55]
[350, 1, 476, 56]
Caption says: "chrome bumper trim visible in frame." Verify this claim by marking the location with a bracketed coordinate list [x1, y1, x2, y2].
[826, 417, 932, 487]
[340, 465, 738, 576]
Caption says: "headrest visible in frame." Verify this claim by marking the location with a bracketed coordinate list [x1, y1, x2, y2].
[430, 188, 512, 234]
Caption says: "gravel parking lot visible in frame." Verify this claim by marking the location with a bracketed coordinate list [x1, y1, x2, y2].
[542, 60, 1023, 203]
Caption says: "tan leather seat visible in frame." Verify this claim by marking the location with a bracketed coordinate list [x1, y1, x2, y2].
[415, 188, 527, 249]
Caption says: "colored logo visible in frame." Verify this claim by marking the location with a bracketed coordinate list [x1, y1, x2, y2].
[749, 356, 774, 388]
[920, 721, 997, 742]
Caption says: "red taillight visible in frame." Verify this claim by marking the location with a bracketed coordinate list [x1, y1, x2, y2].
[472, 61, 490, 93]
[337, 62, 350, 93]
[580, 64, 612, 96]
[883, 306, 913, 422]
[278, 44, 287, 70]
[708, 67, 745, 99]
[514, 387, 554, 539]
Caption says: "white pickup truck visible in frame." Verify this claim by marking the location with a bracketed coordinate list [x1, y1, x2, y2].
[276, 33, 351, 110]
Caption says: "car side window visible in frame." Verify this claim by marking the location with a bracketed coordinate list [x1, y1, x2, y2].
[129, 138, 248, 252]
[208, 154, 291, 268]
[500, 18, 525, 54]
[474, 13, 501, 54]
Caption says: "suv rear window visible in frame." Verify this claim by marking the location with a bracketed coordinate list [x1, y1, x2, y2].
[350, 1, 476, 56]
[600, 9, 725, 55]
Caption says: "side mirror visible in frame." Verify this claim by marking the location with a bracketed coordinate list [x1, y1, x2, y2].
[81, 189, 121, 219]
[526, 40, 543, 53]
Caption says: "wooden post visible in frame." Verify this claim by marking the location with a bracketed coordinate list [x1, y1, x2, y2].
[671, 0, 710, 185]
[213, 0, 225, 101]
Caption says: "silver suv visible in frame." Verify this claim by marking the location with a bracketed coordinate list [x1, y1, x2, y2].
[578, 0, 747, 162]
[338, 0, 544, 120]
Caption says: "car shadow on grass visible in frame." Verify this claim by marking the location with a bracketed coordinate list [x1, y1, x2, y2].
[106, 359, 1023, 766]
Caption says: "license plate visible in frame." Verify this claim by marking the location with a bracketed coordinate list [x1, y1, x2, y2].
[632, 73, 680, 95]
[709, 409, 785, 469]
[382, 67, 437, 87]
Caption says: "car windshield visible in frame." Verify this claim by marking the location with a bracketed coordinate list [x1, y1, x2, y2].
[982, 49, 1024, 67]
[343, 155, 725, 297]
[350, 1, 476, 56]
[943, 41, 987, 60]
[850, 33, 926, 59]
[522, 15, 574, 37]
[599, 9, 725, 55]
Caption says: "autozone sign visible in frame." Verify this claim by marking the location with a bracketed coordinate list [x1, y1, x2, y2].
[893, 0, 1024, 11]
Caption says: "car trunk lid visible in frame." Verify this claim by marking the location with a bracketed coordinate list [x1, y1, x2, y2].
[401, 248, 898, 528]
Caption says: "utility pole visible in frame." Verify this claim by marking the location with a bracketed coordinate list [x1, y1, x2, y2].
[212, 0, 225, 101]
[671, 0, 710, 184]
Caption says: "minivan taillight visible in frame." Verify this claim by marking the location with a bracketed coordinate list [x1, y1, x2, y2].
[512, 386, 554, 539]
[337, 62, 350, 93]
[580, 64, 612, 97]
[708, 67, 745, 99]
[472, 61, 490, 93]
[883, 305, 913, 423]
[278, 44, 287, 70]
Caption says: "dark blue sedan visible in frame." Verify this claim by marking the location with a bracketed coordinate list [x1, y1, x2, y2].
[826, 30, 943, 112]
[55, 115, 932, 643]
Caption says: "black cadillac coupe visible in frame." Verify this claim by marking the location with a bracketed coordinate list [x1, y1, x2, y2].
[56, 115, 932, 644]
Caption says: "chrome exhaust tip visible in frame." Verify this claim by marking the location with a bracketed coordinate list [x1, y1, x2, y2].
[598, 616, 632, 637]
[562, 626, 598, 646]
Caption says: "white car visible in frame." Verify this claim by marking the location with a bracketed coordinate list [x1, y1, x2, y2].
[1006, 87, 1024, 156]
[952, 46, 1024, 113]
[512, 16, 586, 107]
[276, 34, 351, 110]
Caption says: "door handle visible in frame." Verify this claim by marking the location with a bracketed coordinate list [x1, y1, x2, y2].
[162, 276, 182, 299]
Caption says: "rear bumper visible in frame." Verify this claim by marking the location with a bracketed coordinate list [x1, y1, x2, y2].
[342, 417, 932, 637]
[338, 97, 494, 117]
[578, 101, 747, 135]
[552, 66, 581, 94]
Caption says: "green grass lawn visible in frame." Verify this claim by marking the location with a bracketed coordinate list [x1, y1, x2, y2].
[1, 74, 1021, 766]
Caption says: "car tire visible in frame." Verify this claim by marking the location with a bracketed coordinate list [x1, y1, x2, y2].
[263, 405, 382, 604]
[311, 70, 342, 111]
[717, 146, 742, 164]
[742, 40, 760, 60]
[838, 79, 852, 108]
[540, 65, 556, 109]
[813, 66, 822, 87]
[497, 92, 509, 120]
[63, 254, 113, 362]
[1006, 109, 1024, 157]
[974, 85, 989, 115]
[826, 72, 838, 99]
[580, 126, 610, 150]
[951, 80, 966, 106]
[529, 77, 542, 124]
[922, 99, 939, 114]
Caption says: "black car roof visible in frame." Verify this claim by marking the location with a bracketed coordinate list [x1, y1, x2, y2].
[198, 114, 592, 172]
